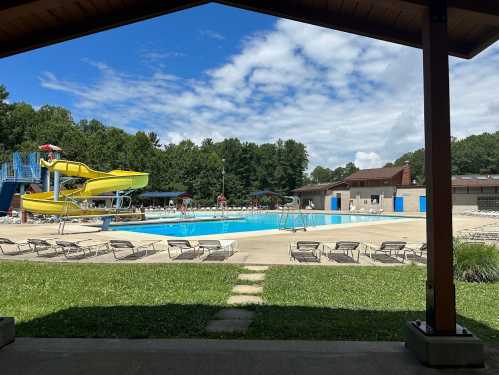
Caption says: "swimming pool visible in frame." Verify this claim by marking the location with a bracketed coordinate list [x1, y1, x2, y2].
[112, 213, 402, 237]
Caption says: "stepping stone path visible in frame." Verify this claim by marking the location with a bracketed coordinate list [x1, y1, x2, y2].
[232, 285, 263, 295]
[206, 265, 269, 334]
[238, 273, 265, 282]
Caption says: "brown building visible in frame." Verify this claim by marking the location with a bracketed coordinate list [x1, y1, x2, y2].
[345, 165, 412, 212]
[293, 169, 499, 213]
[291, 182, 348, 210]
[452, 175, 499, 212]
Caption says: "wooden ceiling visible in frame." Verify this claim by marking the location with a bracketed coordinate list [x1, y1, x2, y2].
[0, 0, 498, 59]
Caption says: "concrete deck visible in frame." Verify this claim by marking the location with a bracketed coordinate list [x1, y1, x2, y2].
[1, 338, 497, 374]
[0, 214, 495, 265]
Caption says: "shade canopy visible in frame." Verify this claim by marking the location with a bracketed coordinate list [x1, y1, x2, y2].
[1, 1, 499, 59]
[249, 190, 281, 197]
[138, 192, 191, 199]
[38, 144, 62, 152]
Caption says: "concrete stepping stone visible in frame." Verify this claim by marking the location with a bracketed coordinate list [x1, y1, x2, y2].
[232, 285, 263, 295]
[243, 266, 269, 272]
[238, 273, 265, 282]
[213, 308, 255, 320]
[206, 319, 252, 334]
[227, 295, 263, 305]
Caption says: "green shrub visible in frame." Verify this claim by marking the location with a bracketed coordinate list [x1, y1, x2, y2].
[454, 241, 499, 283]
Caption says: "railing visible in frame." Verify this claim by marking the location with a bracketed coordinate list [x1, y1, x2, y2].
[0, 152, 41, 184]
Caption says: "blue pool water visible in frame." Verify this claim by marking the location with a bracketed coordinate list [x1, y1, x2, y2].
[113, 213, 401, 237]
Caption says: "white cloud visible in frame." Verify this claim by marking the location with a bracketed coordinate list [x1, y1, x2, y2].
[40, 18, 499, 171]
[199, 29, 225, 40]
[141, 51, 186, 61]
[354, 151, 384, 169]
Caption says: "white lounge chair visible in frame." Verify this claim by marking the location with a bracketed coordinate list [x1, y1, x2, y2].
[167, 239, 201, 259]
[323, 241, 361, 262]
[198, 239, 237, 258]
[109, 240, 161, 260]
[404, 243, 427, 262]
[289, 241, 321, 262]
[0, 238, 31, 255]
[56, 239, 109, 259]
[364, 241, 407, 262]
[28, 238, 58, 257]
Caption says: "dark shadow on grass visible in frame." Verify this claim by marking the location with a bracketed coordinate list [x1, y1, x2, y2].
[15, 305, 499, 346]
[16, 304, 221, 338]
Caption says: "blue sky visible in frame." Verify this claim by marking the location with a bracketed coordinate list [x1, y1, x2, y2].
[0, 3, 498, 170]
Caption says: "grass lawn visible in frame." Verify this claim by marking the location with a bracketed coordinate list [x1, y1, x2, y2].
[248, 265, 499, 342]
[0, 261, 241, 338]
[1, 261, 497, 342]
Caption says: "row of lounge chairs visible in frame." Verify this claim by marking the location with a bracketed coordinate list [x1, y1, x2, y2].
[289, 240, 427, 263]
[0, 237, 237, 261]
[456, 226, 499, 243]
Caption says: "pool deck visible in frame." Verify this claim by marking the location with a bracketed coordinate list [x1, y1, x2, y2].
[0, 211, 495, 265]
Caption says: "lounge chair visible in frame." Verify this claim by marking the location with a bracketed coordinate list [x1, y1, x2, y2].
[56, 239, 109, 259]
[198, 239, 237, 258]
[28, 238, 58, 257]
[167, 239, 201, 259]
[109, 240, 161, 260]
[324, 241, 360, 262]
[404, 243, 427, 262]
[364, 241, 407, 261]
[0, 238, 31, 255]
[289, 241, 321, 262]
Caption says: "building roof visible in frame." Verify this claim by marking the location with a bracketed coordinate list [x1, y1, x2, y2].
[452, 175, 499, 188]
[292, 181, 346, 193]
[345, 166, 405, 181]
[1, 1, 499, 59]
[138, 192, 191, 199]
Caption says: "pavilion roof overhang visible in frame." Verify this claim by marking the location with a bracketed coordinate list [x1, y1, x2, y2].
[0, 0, 499, 59]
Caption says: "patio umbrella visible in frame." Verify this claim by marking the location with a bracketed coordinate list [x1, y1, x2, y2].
[38, 144, 62, 152]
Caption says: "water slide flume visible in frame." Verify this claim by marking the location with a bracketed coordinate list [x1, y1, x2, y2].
[21, 160, 148, 216]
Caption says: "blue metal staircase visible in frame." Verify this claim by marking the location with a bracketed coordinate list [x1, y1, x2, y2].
[0, 152, 41, 216]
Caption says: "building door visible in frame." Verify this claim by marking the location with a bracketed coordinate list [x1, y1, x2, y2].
[330, 197, 339, 210]
[419, 196, 426, 212]
[394, 196, 404, 212]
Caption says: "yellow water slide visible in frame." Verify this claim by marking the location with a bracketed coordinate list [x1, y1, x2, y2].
[21, 160, 149, 216]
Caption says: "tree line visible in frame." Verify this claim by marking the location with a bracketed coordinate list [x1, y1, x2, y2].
[0, 85, 308, 205]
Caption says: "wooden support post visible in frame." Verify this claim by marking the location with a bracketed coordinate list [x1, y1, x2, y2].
[422, 0, 456, 334]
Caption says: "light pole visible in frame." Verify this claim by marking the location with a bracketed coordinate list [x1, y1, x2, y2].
[222, 158, 225, 196]
[221, 158, 225, 217]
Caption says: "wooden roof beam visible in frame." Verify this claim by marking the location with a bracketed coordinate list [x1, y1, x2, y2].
[216, 0, 470, 57]
[0, 0, 209, 58]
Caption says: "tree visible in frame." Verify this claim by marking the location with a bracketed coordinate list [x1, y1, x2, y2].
[310, 166, 333, 183]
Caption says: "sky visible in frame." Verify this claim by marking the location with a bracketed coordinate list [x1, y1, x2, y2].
[0, 3, 498, 170]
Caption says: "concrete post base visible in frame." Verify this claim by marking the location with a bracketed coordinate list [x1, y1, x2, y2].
[405, 321, 484, 367]
[0, 317, 15, 349]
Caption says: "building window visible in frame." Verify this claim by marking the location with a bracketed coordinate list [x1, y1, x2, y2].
[371, 195, 380, 204]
